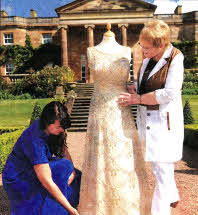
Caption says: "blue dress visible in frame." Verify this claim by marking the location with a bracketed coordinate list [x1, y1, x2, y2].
[2, 119, 80, 215]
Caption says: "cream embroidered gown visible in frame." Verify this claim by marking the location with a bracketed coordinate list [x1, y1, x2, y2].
[78, 47, 152, 215]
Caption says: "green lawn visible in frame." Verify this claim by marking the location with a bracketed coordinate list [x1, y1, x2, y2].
[0, 98, 53, 127]
[0, 95, 197, 128]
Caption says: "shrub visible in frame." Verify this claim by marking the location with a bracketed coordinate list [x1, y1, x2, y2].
[0, 74, 8, 91]
[15, 93, 32, 100]
[0, 91, 32, 100]
[9, 65, 75, 98]
[182, 88, 198, 95]
[184, 72, 198, 85]
[0, 128, 25, 173]
[182, 82, 196, 90]
[173, 41, 198, 68]
[0, 91, 15, 100]
[183, 100, 195, 124]
[0, 126, 25, 135]
[29, 102, 42, 126]
[184, 128, 198, 151]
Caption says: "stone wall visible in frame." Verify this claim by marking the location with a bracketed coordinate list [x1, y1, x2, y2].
[0, 28, 27, 46]
[183, 24, 195, 41]
[0, 27, 59, 48]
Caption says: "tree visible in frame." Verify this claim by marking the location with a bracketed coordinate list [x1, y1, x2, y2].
[25, 34, 33, 51]
[183, 100, 195, 124]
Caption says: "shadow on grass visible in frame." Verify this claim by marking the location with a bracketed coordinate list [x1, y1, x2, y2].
[0, 186, 10, 215]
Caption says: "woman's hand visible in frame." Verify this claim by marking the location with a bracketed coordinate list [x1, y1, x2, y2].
[118, 92, 140, 107]
[34, 163, 77, 214]
[68, 170, 76, 185]
[69, 208, 80, 215]
[126, 84, 136, 94]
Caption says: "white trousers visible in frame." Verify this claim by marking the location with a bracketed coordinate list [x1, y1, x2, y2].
[151, 162, 180, 215]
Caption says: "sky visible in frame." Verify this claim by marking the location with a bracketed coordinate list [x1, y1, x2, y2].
[1, 0, 198, 17]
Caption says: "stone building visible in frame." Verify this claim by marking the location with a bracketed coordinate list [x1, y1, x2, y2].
[0, 0, 198, 83]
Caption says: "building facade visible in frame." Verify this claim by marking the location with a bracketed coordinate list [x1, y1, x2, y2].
[0, 0, 198, 83]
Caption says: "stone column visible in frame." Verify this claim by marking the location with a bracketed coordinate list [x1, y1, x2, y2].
[118, 24, 128, 46]
[85, 25, 95, 83]
[195, 23, 198, 55]
[85, 24, 95, 47]
[60, 26, 68, 66]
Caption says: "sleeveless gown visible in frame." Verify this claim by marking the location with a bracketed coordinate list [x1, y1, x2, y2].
[78, 47, 152, 215]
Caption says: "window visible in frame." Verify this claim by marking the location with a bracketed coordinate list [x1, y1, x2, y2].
[129, 55, 134, 82]
[46, 62, 53, 67]
[81, 55, 86, 83]
[5, 63, 15, 75]
[4, 33, 14, 44]
[42, 33, 52, 44]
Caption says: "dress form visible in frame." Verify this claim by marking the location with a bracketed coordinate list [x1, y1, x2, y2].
[94, 23, 131, 60]
[79, 24, 151, 215]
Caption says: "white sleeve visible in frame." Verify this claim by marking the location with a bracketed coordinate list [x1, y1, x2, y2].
[155, 53, 184, 105]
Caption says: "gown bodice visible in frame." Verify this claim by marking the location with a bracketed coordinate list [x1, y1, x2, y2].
[87, 47, 131, 94]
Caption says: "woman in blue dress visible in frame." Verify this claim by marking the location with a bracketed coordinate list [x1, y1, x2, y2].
[2, 101, 80, 215]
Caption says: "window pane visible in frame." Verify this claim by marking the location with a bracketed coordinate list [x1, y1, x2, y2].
[4, 33, 14, 44]
[6, 63, 15, 75]
[42, 33, 52, 44]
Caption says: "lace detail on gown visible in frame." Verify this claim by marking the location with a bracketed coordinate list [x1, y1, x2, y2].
[78, 47, 152, 215]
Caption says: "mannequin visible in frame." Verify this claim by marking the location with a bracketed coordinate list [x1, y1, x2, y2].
[78, 23, 149, 215]
[93, 23, 131, 60]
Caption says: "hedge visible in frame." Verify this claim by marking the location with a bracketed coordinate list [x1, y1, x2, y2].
[0, 126, 25, 135]
[0, 128, 25, 173]
[184, 125, 198, 151]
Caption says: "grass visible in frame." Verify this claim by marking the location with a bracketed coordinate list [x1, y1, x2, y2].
[0, 95, 197, 128]
[0, 98, 53, 127]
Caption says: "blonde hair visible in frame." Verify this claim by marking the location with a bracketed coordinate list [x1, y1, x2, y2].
[139, 19, 170, 48]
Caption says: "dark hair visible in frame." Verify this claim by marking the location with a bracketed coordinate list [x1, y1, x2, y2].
[40, 101, 71, 130]
[48, 132, 67, 158]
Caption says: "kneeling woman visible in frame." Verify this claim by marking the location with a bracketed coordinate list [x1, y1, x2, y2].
[3, 101, 80, 215]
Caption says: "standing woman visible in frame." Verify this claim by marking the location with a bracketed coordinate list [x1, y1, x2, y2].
[119, 19, 184, 215]
[2, 101, 80, 215]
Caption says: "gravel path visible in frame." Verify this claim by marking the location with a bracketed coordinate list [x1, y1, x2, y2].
[0, 132, 198, 215]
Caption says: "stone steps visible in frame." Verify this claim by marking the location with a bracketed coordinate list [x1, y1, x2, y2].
[68, 83, 137, 132]
[68, 83, 93, 132]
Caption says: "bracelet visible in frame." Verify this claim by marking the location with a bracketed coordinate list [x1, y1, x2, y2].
[139, 95, 141, 104]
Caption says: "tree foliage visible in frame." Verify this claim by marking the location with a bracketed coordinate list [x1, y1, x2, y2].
[28, 43, 61, 71]
[25, 34, 33, 50]
[173, 41, 198, 69]
[0, 74, 8, 90]
[183, 100, 195, 124]
[10, 65, 74, 98]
